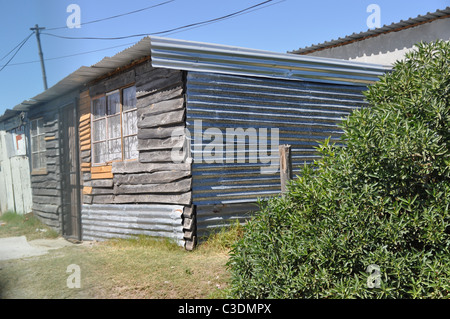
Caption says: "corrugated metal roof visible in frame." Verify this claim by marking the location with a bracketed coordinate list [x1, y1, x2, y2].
[4, 36, 389, 119]
[8, 37, 152, 114]
[150, 36, 389, 86]
[290, 6, 450, 55]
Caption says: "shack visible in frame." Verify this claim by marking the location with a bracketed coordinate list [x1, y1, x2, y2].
[8, 37, 390, 249]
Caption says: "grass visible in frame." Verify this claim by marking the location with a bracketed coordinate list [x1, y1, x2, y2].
[0, 212, 244, 299]
[0, 211, 59, 240]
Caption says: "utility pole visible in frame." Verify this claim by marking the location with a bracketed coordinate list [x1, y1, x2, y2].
[30, 24, 48, 90]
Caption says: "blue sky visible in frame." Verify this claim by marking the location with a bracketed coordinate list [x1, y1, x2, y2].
[0, 0, 448, 116]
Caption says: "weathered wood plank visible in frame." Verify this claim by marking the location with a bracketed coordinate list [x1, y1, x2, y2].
[80, 131, 91, 141]
[32, 203, 59, 214]
[136, 86, 183, 108]
[135, 68, 180, 88]
[32, 188, 60, 196]
[83, 179, 114, 188]
[79, 113, 91, 122]
[114, 170, 191, 185]
[80, 139, 90, 147]
[91, 165, 112, 173]
[115, 178, 191, 194]
[137, 125, 185, 139]
[134, 60, 154, 76]
[137, 97, 184, 116]
[136, 72, 183, 98]
[92, 187, 115, 195]
[139, 150, 186, 163]
[112, 161, 190, 174]
[81, 150, 91, 158]
[92, 195, 114, 204]
[80, 144, 91, 151]
[83, 186, 93, 195]
[79, 118, 90, 128]
[81, 163, 91, 169]
[114, 192, 192, 205]
[138, 109, 185, 129]
[33, 195, 61, 205]
[91, 172, 113, 180]
[83, 195, 93, 204]
[137, 135, 184, 151]
[104, 70, 135, 92]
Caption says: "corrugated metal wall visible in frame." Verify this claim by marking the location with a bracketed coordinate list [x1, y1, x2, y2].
[81, 204, 185, 245]
[186, 72, 369, 208]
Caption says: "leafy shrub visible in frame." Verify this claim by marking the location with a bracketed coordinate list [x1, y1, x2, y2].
[227, 41, 450, 298]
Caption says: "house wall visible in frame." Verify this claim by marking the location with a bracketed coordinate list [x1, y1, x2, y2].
[303, 18, 450, 65]
[27, 91, 79, 230]
[79, 59, 193, 247]
[185, 72, 369, 238]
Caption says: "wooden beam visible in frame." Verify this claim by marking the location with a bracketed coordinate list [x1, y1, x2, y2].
[91, 165, 112, 173]
[114, 191, 192, 205]
[91, 172, 113, 180]
[115, 178, 191, 194]
[279, 144, 292, 195]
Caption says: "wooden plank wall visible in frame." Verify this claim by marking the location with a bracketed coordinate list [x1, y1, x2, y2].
[79, 60, 194, 246]
[30, 110, 62, 230]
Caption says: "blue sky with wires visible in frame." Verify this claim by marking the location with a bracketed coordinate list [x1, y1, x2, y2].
[0, 0, 448, 115]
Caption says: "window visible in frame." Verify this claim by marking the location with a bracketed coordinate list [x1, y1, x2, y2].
[30, 118, 46, 172]
[91, 85, 137, 164]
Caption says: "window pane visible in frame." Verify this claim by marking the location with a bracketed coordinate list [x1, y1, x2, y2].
[107, 92, 120, 115]
[93, 97, 106, 119]
[32, 153, 39, 170]
[93, 119, 106, 142]
[122, 110, 137, 136]
[31, 136, 38, 152]
[108, 115, 121, 139]
[93, 141, 107, 164]
[123, 86, 136, 112]
[37, 119, 43, 135]
[108, 139, 122, 162]
[38, 152, 46, 170]
[31, 120, 37, 136]
[124, 135, 138, 160]
[38, 135, 45, 152]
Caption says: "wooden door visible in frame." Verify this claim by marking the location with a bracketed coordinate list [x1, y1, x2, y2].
[60, 104, 81, 240]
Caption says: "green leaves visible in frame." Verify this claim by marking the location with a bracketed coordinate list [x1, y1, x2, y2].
[227, 41, 450, 299]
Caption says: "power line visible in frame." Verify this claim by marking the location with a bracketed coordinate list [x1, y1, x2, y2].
[47, 0, 175, 31]
[163, 0, 285, 37]
[0, 32, 34, 62]
[0, 32, 34, 73]
[0, 0, 283, 70]
[0, 42, 138, 68]
[42, 0, 275, 40]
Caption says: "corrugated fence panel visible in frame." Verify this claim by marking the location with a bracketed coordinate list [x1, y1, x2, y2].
[81, 204, 185, 245]
[196, 203, 259, 239]
[186, 72, 369, 206]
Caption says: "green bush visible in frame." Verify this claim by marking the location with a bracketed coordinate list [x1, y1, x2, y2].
[227, 40, 450, 298]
